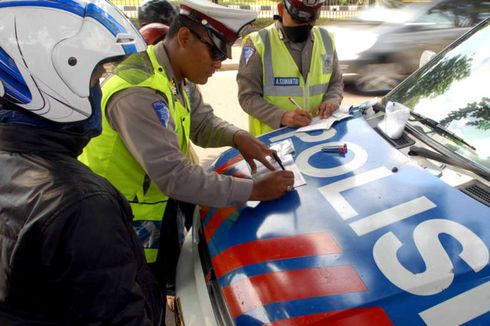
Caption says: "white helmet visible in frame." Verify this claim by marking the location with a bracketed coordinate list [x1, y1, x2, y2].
[0, 0, 147, 123]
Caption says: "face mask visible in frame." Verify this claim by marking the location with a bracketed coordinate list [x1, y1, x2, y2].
[283, 24, 312, 43]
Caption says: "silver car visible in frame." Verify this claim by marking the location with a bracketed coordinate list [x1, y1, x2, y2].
[331, 0, 490, 94]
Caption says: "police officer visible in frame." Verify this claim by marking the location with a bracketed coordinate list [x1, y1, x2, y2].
[80, 0, 294, 318]
[237, 0, 344, 136]
[0, 0, 163, 324]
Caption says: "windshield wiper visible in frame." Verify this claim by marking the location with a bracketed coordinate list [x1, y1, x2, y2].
[410, 111, 476, 151]
[408, 146, 490, 180]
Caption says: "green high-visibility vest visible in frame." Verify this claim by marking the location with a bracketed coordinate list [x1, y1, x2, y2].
[79, 45, 190, 263]
[245, 25, 335, 136]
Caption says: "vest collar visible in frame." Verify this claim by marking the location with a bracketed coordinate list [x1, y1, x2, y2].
[153, 42, 188, 101]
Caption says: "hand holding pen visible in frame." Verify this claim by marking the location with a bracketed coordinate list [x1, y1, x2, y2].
[271, 152, 295, 192]
[272, 152, 285, 170]
[280, 97, 312, 128]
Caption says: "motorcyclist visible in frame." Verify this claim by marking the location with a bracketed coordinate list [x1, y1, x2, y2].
[0, 0, 163, 324]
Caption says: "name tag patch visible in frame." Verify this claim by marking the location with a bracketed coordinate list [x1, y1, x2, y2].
[152, 100, 170, 128]
[274, 77, 300, 86]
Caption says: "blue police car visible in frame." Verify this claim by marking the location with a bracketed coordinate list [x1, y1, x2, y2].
[176, 18, 490, 326]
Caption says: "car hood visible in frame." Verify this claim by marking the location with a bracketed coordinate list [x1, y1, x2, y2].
[201, 117, 490, 325]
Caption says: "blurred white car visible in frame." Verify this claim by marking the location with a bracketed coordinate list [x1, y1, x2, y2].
[330, 0, 490, 94]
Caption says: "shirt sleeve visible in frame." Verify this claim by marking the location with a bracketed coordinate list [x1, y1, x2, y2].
[106, 88, 252, 207]
[322, 50, 344, 106]
[187, 82, 241, 148]
[237, 37, 286, 130]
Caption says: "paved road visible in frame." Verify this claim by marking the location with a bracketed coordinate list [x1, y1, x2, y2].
[195, 69, 372, 167]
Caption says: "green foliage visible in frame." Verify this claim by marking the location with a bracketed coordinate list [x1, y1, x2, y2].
[440, 97, 490, 131]
[390, 55, 472, 109]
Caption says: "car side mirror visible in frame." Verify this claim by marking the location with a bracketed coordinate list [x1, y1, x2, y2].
[419, 50, 436, 68]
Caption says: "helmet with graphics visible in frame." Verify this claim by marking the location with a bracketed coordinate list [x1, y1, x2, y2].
[283, 0, 324, 23]
[0, 0, 146, 123]
[138, 0, 178, 27]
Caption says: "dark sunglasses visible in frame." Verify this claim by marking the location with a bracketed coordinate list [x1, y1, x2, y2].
[185, 26, 227, 61]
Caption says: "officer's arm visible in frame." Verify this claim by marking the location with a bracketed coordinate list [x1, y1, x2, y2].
[107, 88, 253, 208]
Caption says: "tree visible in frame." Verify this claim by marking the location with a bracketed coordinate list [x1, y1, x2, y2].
[390, 55, 472, 109]
[440, 97, 490, 131]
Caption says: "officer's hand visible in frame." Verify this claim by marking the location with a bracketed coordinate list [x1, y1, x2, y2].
[280, 109, 312, 128]
[249, 170, 295, 201]
[316, 102, 339, 119]
[233, 130, 275, 173]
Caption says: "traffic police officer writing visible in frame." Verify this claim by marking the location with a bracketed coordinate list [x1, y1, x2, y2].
[237, 0, 344, 136]
[80, 0, 294, 311]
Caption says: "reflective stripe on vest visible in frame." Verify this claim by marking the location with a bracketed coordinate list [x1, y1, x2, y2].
[79, 46, 191, 263]
[246, 25, 335, 136]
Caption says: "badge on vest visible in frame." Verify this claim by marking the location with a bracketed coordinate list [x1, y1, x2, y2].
[243, 46, 255, 65]
[274, 77, 300, 86]
[152, 100, 170, 128]
[322, 53, 333, 74]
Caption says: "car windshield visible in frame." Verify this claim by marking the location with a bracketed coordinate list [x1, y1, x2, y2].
[385, 19, 490, 171]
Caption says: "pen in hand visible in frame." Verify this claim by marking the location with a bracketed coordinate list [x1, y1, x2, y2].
[289, 97, 304, 111]
[272, 152, 285, 170]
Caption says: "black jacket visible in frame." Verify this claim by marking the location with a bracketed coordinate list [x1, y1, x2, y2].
[0, 123, 163, 325]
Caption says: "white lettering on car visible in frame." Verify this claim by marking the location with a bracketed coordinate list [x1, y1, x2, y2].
[318, 167, 393, 220]
[288, 135, 489, 322]
[374, 219, 488, 296]
[350, 196, 436, 235]
[419, 281, 490, 326]
[296, 142, 368, 177]
[269, 129, 336, 144]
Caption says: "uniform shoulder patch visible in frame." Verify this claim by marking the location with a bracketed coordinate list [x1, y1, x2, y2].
[243, 46, 255, 65]
[152, 100, 170, 128]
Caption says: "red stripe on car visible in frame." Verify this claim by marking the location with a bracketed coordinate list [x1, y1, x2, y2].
[266, 307, 393, 326]
[204, 207, 237, 241]
[212, 232, 342, 277]
[223, 265, 368, 319]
